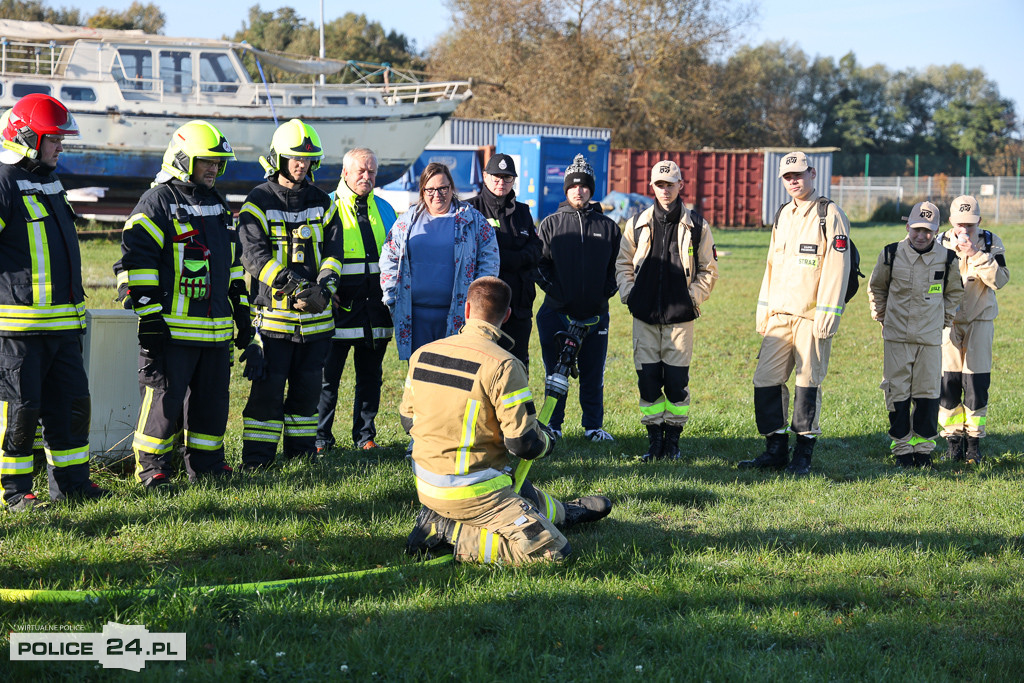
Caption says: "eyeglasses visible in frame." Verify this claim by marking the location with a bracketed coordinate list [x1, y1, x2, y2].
[491, 175, 514, 183]
[424, 186, 451, 197]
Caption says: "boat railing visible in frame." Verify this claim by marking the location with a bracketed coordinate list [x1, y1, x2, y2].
[0, 38, 68, 76]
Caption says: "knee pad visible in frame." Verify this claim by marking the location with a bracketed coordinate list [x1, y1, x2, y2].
[912, 397, 939, 438]
[791, 386, 818, 434]
[888, 398, 911, 439]
[940, 372, 963, 409]
[637, 363, 664, 402]
[754, 385, 785, 435]
[662, 365, 690, 404]
[70, 395, 91, 439]
[963, 373, 990, 411]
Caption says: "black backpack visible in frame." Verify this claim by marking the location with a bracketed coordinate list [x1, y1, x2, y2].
[772, 196, 863, 303]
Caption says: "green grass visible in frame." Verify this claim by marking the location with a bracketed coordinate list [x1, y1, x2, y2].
[5, 224, 1024, 680]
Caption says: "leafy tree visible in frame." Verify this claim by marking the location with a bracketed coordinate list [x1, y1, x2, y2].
[86, 1, 165, 33]
[0, 0, 81, 24]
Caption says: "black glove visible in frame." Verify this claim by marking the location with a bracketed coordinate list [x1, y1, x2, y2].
[537, 423, 558, 459]
[239, 343, 267, 382]
[293, 284, 330, 314]
[138, 313, 170, 353]
[232, 303, 252, 350]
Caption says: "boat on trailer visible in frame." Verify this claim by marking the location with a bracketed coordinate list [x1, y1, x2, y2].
[0, 19, 471, 195]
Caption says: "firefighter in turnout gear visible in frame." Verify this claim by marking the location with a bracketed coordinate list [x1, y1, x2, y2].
[868, 202, 963, 467]
[741, 152, 852, 476]
[238, 119, 344, 467]
[937, 196, 1008, 465]
[315, 148, 396, 452]
[403, 277, 612, 564]
[121, 120, 246, 491]
[0, 94, 109, 510]
[616, 160, 718, 461]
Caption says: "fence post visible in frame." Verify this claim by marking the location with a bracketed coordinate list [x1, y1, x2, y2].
[995, 176, 1001, 224]
[895, 176, 902, 216]
[927, 176, 932, 200]
[865, 176, 871, 219]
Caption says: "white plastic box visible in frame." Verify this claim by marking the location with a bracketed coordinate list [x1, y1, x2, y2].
[83, 309, 139, 465]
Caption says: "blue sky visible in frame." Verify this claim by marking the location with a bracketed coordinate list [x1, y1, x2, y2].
[63, 0, 1024, 119]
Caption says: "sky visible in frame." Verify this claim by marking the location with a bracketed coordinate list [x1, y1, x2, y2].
[60, 0, 1024, 118]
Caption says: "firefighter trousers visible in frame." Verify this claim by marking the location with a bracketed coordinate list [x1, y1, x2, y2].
[882, 341, 940, 456]
[939, 320, 993, 438]
[753, 314, 832, 436]
[242, 337, 330, 466]
[133, 344, 230, 483]
[316, 338, 388, 449]
[632, 319, 693, 427]
[0, 335, 91, 505]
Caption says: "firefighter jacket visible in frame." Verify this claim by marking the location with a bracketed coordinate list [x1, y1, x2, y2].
[121, 180, 244, 346]
[238, 179, 344, 343]
[756, 192, 851, 339]
[399, 318, 551, 502]
[332, 180, 396, 344]
[0, 163, 86, 336]
[467, 188, 542, 319]
[537, 201, 620, 321]
[937, 230, 1010, 323]
[616, 201, 718, 323]
[868, 238, 964, 346]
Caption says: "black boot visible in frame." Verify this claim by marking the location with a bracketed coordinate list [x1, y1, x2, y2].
[945, 434, 966, 462]
[895, 454, 915, 468]
[913, 452, 933, 468]
[738, 432, 789, 470]
[662, 425, 683, 460]
[405, 506, 456, 557]
[640, 424, 664, 462]
[561, 496, 612, 528]
[965, 436, 983, 465]
[786, 435, 814, 476]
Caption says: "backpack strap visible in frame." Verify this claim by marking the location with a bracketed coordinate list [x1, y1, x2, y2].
[982, 229, 993, 253]
[772, 201, 787, 231]
[944, 248, 958, 290]
[689, 208, 703, 273]
[816, 196, 832, 241]
[883, 242, 899, 267]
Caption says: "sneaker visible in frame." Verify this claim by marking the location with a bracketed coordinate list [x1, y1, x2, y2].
[7, 493, 38, 513]
[361, 440, 379, 450]
[548, 428, 562, 440]
[584, 428, 614, 442]
[143, 473, 175, 494]
[561, 496, 612, 528]
[405, 506, 456, 558]
[52, 482, 111, 502]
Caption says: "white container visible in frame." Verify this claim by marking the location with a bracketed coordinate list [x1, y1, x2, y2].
[83, 309, 139, 465]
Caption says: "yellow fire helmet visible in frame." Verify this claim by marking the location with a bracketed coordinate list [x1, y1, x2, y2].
[161, 120, 235, 183]
[260, 118, 323, 181]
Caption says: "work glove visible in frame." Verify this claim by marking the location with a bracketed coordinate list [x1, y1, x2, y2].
[293, 284, 330, 314]
[537, 423, 559, 459]
[239, 342, 267, 382]
[232, 303, 252, 350]
[179, 242, 211, 299]
[138, 312, 170, 353]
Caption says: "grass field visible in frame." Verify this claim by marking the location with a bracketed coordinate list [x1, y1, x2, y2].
[5, 223, 1024, 681]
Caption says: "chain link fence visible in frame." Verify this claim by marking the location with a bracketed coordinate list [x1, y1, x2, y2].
[831, 176, 1024, 225]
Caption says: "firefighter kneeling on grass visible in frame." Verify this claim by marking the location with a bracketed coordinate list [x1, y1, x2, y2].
[403, 277, 611, 564]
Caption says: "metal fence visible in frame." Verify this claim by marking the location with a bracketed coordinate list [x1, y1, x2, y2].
[831, 176, 1024, 224]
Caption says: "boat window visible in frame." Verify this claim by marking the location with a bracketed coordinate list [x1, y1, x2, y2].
[291, 95, 312, 105]
[199, 52, 240, 94]
[160, 51, 193, 95]
[12, 83, 51, 97]
[112, 49, 153, 91]
[61, 86, 97, 102]
[325, 96, 348, 105]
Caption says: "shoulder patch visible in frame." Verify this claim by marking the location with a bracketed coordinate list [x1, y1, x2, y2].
[799, 243, 817, 254]
[712, 245, 718, 261]
[833, 234, 849, 253]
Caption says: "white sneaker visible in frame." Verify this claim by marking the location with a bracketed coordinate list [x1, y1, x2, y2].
[549, 427, 562, 440]
[584, 428, 614, 442]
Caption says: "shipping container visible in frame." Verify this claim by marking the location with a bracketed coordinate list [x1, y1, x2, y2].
[496, 135, 611, 221]
[431, 117, 612, 147]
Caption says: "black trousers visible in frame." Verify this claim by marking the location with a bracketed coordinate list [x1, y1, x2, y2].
[0, 335, 91, 504]
[133, 343, 230, 483]
[536, 304, 609, 431]
[317, 338, 389, 449]
[242, 337, 330, 466]
[501, 314, 533, 375]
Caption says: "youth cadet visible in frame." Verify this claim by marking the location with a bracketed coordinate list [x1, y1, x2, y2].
[868, 201, 963, 467]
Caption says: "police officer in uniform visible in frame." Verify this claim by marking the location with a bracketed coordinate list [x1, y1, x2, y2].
[403, 277, 611, 564]
[238, 119, 344, 467]
[315, 147, 396, 453]
[467, 154, 541, 371]
[616, 160, 718, 461]
[740, 152, 852, 475]
[937, 196, 1009, 464]
[121, 120, 247, 491]
[0, 94, 110, 510]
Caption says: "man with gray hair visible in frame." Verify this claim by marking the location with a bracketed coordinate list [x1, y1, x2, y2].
[316, 148, 398, 453]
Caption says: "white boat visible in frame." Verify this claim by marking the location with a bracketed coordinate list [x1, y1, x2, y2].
[0, 19, 472, 193]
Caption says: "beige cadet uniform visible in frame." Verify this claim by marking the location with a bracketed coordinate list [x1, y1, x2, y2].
[400, 318, 569, 564]
[868, 239, 963, 456]
[753, 191, 851, 436]
[616, 206, 718, 426]
[936, 230, 1010, 438]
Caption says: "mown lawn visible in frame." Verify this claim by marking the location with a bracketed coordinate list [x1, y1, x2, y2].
[4, 223, 1023, 681]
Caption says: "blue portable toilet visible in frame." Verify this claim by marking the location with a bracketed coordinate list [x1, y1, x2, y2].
[496, 135, 611, 222]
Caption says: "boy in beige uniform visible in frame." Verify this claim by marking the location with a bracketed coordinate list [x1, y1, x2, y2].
[868, 202, 964, 467]
[616, 160, 719, 461]
[402, 277, 611, 564]
[740, 152, 851, 476]
[937, 196, 1010, 464]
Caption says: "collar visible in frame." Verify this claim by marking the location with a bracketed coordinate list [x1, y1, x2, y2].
[461, 318, 515, 350]
[791, 190, 821, 215]
[336, 178, 374, 206]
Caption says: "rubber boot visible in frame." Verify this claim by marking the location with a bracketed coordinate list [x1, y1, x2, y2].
[945, 434, 966, 462]
[738, 432, 789, 470]
[786, 435, 814, 476]
[965, 436, 983, 465]
[405, 506, 455, 557]
[662, 425, 683, 460]
[639, 424, 663, 462]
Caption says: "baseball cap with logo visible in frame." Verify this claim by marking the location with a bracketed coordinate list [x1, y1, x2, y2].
[778, 151, 810, 177]
[905, 201, 941, 231]
[949, 195, 981, 224]
[650, 160, 682, 184]
[485, 153, 517, 177]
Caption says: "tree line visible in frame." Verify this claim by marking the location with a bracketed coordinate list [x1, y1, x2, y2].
[2, 0, 1019, 176]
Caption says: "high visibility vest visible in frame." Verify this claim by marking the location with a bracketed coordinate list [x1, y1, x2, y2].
[332, 191, 393, 342]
